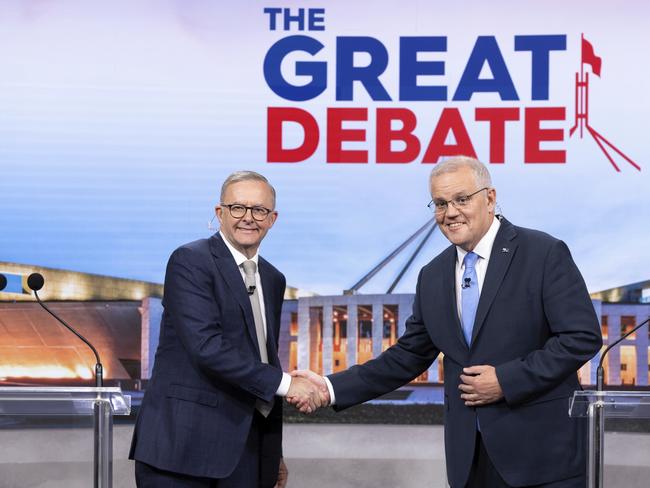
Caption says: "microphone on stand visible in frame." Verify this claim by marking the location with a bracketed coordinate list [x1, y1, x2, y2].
[597, 317, 650, 391]
[27, 273, 104, 387]
[0, 273, 7, 291]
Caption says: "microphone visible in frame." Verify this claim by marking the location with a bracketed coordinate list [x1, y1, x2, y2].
[597, 317, 650, 391]
[461, 277, 471, 289]
[27, 273, 104, 387]
[0, 273, 7, 291]
[27, 272, 44, 291]
[247, 285, 256, 295]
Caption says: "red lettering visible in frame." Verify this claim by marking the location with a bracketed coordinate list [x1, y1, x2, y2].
[267, 105, 569, 165]
[327, 108, 368, 163]
[524, 107, 566, 163]
[475, 107, 520, 163]
[267, 107, 319, 162]
[376, 108, 420, 163]
[422, 108, 477, 163]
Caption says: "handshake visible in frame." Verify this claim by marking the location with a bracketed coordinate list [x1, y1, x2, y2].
[286, 370, 330, 414]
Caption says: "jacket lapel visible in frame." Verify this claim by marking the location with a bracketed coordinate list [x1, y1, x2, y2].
[441, 246, 468, 349]
[471, 218, 518, 344]
[208, 234, 260, 355]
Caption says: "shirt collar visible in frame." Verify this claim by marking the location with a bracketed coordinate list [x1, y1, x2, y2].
[219, 231, 259, 269]
[456, 216, 501, 264]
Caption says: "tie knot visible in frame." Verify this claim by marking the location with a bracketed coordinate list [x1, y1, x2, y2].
[463, 252, 479, 269]
[242, 260, 257, 277]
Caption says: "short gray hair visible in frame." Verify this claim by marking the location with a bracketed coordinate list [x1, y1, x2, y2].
[429, 156, 492, 189]
[220, 171, 276, 208]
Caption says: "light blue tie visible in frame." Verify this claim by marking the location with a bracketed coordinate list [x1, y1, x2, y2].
[461, 252, 480, 346]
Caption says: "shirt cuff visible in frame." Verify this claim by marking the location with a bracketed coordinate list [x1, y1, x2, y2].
[275, 372, 292, 397]
[323, 376, 336, 405]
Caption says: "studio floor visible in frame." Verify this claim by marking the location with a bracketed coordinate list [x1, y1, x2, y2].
[1, 421, 650, 487]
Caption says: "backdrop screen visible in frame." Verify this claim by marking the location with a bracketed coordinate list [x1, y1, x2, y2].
[1, 0, 647, 295]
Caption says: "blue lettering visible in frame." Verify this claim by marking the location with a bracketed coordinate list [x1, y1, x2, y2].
[263, 7, 282, 31]
[515, 35, 566, 100]
[400, 37, 447, 101]
[308, 8, 325, 31]
[263, 35, 326, 101]
[336, 37, 391, 101]
[283, 8, 306, 31]
[453, 36, 518, 101]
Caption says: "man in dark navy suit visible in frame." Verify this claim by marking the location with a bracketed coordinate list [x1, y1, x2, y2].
[130, 171, 322, 487]
[295, 157, 602, 487]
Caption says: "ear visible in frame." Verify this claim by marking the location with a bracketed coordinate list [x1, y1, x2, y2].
[215, 205, 224, 225]
[486, 188, 497, 212]
[267, 210, 278, 228]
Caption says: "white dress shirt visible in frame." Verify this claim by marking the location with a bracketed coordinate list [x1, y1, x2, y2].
[325, 216, 502, 405]
[219, 231, 291, 397]
[455, 217, 501, 321]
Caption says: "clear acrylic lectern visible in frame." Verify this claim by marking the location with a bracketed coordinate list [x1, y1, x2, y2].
[570, 390, 650, 488]
[0, 386, 131, 488]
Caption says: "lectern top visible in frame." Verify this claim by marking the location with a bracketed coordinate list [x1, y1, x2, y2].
[569, 390, 650, 419]
[0, 386, 131, 416]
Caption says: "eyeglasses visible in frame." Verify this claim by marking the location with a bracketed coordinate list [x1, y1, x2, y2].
[427, 187, 489, 214]
[221, 203, 273, 221]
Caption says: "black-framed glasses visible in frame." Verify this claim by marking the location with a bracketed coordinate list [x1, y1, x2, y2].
[427, 187, 489, 214]
[221, 203, 273, 221]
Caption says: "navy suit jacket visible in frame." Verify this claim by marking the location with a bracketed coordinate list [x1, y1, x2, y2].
[329, 218, 602, 487]
[129, 233, 286, 480]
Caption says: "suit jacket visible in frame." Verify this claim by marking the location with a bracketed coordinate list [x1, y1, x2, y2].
[329, 218, 602, 488]
[129, 233, 286, 480]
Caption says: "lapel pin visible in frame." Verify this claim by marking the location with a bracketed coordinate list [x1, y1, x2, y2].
[501, 247, 510, 253]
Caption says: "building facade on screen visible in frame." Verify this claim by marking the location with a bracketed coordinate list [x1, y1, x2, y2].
[1, 262, 648, 390]
[283, 282, 650, 388]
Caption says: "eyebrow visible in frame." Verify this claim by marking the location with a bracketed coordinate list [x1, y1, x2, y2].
[433, 190, 472, 200]
[227, 202, 267, 207]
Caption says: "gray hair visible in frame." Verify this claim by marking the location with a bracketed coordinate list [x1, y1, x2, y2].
[429, 156, 492, 189]
[220, 171, 276, 208]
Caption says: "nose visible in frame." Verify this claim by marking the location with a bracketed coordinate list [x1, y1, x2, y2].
[241, 208, 255, 222]
[445, 202, 461, 218]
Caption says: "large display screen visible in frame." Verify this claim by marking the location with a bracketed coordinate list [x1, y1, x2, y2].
[1, 1, 647, 295]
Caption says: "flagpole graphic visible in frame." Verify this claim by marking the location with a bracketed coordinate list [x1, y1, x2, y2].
[570, 34, 641, 172]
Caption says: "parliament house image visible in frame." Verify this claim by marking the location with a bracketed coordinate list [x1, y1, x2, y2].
[1, 261, 649, 392]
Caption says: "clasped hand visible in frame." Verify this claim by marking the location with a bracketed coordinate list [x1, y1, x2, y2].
[458, 364, 504, 406]
[286, 370, 330, 414]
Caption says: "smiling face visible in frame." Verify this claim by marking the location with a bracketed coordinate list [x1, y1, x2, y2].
[215, 180, 277, 258]
[430, 166, 496, 251]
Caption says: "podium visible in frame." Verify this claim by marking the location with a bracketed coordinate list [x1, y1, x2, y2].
[0, 386, 131, 488]
[570, 390, 650, 488]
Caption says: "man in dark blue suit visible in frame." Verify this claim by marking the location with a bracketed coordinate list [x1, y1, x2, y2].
[295, 157, 602, 487]
[130, 171, 322, 487]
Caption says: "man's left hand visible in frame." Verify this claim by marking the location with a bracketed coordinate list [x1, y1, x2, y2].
[459, 365, 504, 406]
[274, 458, 288, 488]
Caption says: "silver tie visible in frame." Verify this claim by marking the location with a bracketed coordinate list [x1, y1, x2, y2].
[241, 260, 272, 416]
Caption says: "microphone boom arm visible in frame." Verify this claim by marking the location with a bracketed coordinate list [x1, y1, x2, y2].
[597, 317, 649, 391]
[33, 290, 104, 387]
